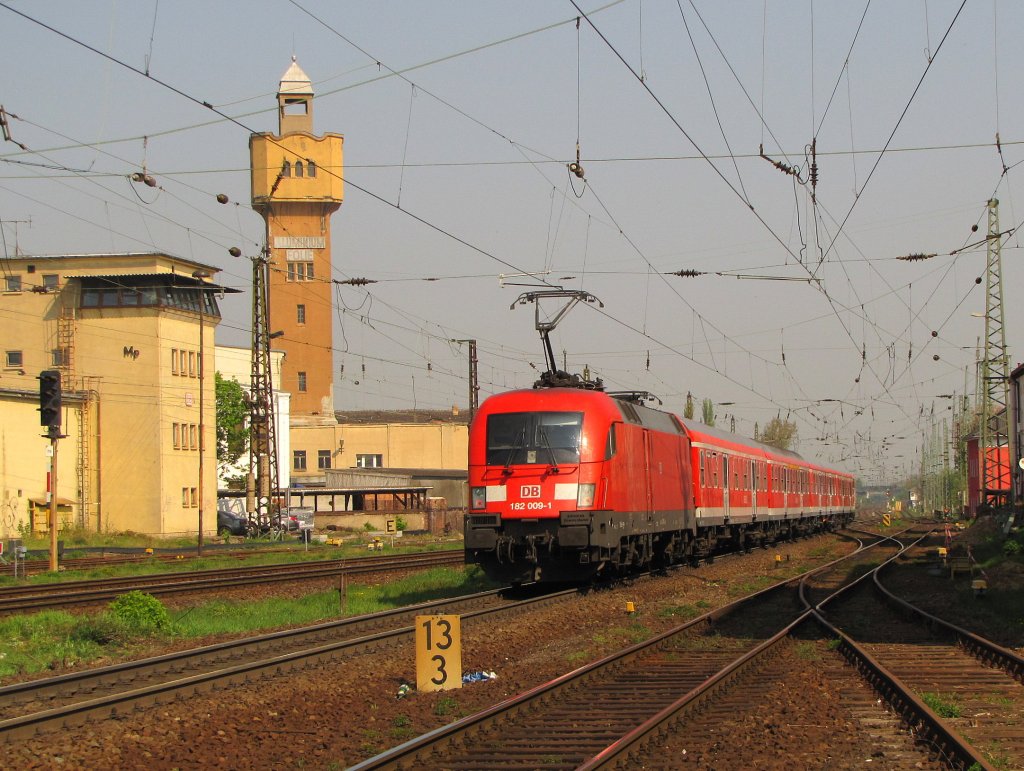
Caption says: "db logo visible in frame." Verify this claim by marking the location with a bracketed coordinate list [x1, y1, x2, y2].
[520, 485, 541, 499]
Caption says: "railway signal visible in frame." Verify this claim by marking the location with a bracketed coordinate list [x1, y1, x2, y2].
[38, 369, 62, 436]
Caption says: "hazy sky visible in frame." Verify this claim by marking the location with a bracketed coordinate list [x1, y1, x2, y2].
[1, 1, 1020, 484]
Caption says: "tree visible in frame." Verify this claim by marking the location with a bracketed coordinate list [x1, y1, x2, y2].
[760, 416, 798, 451]
[216, 372, 249, 488]
[683, 391, 695, 420]
[701, 398, 715, 426]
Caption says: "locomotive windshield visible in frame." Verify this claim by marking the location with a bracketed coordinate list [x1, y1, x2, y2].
[486, 411, 583, 466]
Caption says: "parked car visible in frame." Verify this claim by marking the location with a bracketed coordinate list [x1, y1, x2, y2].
[272, 512, 300, 532]
[217, 509, 248, 536]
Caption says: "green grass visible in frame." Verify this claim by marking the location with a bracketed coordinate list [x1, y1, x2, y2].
[0, 566, 497, 680]
[0, 538, 463, 587]
[922, 691, 961, 718]
[727, 575, 777, 597]
[434, 695, 462, 717]
[792, 641, 820, 661]
[657, 604, 706, 620]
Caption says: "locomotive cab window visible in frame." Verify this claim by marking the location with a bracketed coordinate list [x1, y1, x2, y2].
[605, 422, 618, 460]
[486, 411, 583, 466]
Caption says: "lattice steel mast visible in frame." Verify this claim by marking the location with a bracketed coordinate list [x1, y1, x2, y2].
[247, 246, 279, 533]
[981, 198, 1010, 507]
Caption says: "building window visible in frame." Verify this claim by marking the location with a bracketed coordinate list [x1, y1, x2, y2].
[52, 348, 68, 367]
[171, 348, 179, 375]
[5, 350, 23, 368]
[190, 424, 198, 451]
[307, 160, 316, 177]
[318, 449, 331, 469]
[293, 450, 307, 471]
[282, 160, 291, 177]
[188, 351, 196, 378]
[5, 275, 21, 292]
[356, 454, 383, 469]
[180, 349, 188, 374]
[287, 261, 314, 281]
[295, 161, 304, 178]
[190, 487, 198, 508]
[42, 274, 59, 290]
[173, 423, 181, 450]
[297, 371, 307, 392]
[182, 487, 190, 507]
[296, 304, 306, 324]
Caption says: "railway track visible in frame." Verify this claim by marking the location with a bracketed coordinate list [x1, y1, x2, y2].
[0, 549, 464, 615]
[0, 546, 303, 577]
[0, 585, 576, 744]
[349, 529, 952, 770]
[823, 542, 1024, 768]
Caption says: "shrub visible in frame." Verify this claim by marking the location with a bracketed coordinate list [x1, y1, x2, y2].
[108, 591, 170, 634]
[1003, 539, 1022, 557]
[395, 516, 408, 532]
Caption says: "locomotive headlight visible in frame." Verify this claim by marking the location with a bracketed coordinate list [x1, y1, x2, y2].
[577, 483, 596, 508]
[471, 486, 487, 510]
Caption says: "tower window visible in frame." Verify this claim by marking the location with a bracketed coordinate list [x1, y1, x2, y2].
[296, 304, 306, 324]
[287, 261, 314, 281]
[297, 371, 307, 392]
[307, 161, 316, 177]
[282, 161, 291, 178]
[295, 161, 304, 178]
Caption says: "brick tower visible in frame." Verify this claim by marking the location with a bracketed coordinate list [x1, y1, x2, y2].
[250, 57, 343, 422]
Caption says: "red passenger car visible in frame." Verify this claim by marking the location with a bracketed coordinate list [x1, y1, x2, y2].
[465, 388, 855, 584]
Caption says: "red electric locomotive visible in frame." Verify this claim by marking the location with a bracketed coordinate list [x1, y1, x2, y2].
[463, 291, 855, 584]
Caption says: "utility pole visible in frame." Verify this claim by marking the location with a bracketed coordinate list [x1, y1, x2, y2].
[980, 198, 1010, 508]
[247, 248, 280, 534]
[192, 270, 211, 555]
[451, 339, 479, 424]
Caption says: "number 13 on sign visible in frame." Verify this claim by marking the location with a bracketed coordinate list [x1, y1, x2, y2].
[415, 615, 462, 692]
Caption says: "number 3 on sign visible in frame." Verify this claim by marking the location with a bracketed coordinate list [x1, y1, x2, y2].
[415, 614, 462, 692]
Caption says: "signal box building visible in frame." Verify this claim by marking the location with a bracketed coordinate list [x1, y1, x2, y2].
[0, 253, 235, 539]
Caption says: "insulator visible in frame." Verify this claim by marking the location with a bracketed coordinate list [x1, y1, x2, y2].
[896, 253, 935, 261]
[670, 269, 704, 277]
[339, 277, 376, 286]
[228, 247, 242, 257]
[216, 193, 229, 204]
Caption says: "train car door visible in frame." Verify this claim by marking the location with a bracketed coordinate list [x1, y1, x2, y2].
[643, 430, 654, 524]
[750, 458, 757, 518]
[722, 454, 731, 518]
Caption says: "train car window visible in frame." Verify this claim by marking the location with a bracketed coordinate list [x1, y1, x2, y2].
[605, 423, 618, 460]
[712, 453, 719, 488]
[616, 401, 642, 424]
[699, 450, 705, 487]
[486, 411, 583, 466]
[634, 403, 686, 434]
